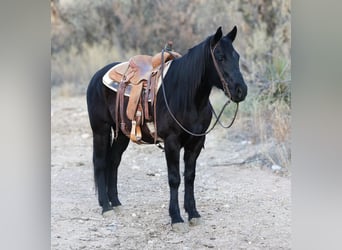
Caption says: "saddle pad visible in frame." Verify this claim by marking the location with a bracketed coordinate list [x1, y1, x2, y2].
[103, 66, 131, 97]
[102, 61, 173, 99]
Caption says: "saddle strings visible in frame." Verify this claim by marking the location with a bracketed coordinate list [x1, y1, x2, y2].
[159, 47, 239, 137]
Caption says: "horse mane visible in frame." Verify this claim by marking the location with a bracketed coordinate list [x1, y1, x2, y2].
[163, 35, 213, 115]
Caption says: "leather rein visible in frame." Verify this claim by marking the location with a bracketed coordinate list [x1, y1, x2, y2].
[159, 42, 239, 137]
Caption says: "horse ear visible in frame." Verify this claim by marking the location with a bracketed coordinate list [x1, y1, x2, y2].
[211, 26, 223, 46]
[226, 26, 237, 42]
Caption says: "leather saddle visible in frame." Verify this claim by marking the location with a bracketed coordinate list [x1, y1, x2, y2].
[105, 43, 181, 143]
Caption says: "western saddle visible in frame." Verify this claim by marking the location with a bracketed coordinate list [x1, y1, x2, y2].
[107, 42, 181, 143]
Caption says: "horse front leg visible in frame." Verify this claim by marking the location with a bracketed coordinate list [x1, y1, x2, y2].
[184, 137, 205, 226]
[164, 136, 186, 231]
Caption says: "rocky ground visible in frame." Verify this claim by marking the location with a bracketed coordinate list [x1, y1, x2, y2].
[51, 96, 290, 249]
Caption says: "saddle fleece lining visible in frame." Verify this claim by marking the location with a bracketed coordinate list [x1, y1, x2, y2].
[102, 60, 173, 97]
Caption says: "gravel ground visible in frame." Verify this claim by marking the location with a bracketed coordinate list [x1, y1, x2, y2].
[51, 96, 291, 250]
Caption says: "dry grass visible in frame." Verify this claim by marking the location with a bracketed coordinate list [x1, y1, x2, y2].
[253, 97, 290, 169]
[241, 55, 291, 169]
[51, 41, 125, 96]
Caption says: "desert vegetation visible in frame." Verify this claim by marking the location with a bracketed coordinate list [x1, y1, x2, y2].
[51, 0, 291, 169]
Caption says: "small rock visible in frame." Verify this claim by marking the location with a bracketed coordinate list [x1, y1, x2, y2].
[241, 140, 252, 145]
[271, 164, 282, 171]
[203, 244, 215, 248]
[131, 165, 140, 170]
[106, 223, 117, 231]
[81, 133, 89, 139]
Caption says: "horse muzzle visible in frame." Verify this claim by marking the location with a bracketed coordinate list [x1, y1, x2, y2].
[231, 82, 247, 103]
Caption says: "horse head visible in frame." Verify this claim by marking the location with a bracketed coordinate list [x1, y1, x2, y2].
[210, 26, 247, 103]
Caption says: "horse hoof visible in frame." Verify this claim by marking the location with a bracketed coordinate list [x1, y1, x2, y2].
[172, 223, 189, 233]
[189, 217, 202, 227]
[113, 205, 122, 214]
[102, 209, 114, 218]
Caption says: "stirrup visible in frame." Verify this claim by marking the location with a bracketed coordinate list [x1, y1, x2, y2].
[130, 120, 142, 142]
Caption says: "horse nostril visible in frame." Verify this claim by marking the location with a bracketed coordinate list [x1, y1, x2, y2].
[236, 86, 242, 98]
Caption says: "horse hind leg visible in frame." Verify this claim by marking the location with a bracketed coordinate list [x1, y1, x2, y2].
[107, 130, 130, 210]
[92, 126, 113, 215]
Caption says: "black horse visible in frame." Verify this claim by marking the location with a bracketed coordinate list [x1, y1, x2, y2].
[86, 26, 247, 231]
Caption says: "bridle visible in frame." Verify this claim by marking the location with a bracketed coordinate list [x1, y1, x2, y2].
[159, 40, 239, 137]
[210, 42, 233, 99]
[209, 41, 239, 129]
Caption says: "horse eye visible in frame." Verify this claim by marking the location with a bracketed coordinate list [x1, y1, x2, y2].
[217, 54, 224, 61]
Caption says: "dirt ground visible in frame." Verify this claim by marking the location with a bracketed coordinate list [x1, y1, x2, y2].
[51, 96, 291, 250]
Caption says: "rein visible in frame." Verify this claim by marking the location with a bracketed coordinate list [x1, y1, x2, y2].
[159, 43, 239, 137]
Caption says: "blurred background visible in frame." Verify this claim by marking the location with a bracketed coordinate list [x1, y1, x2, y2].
[51, 0, 291, 170]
